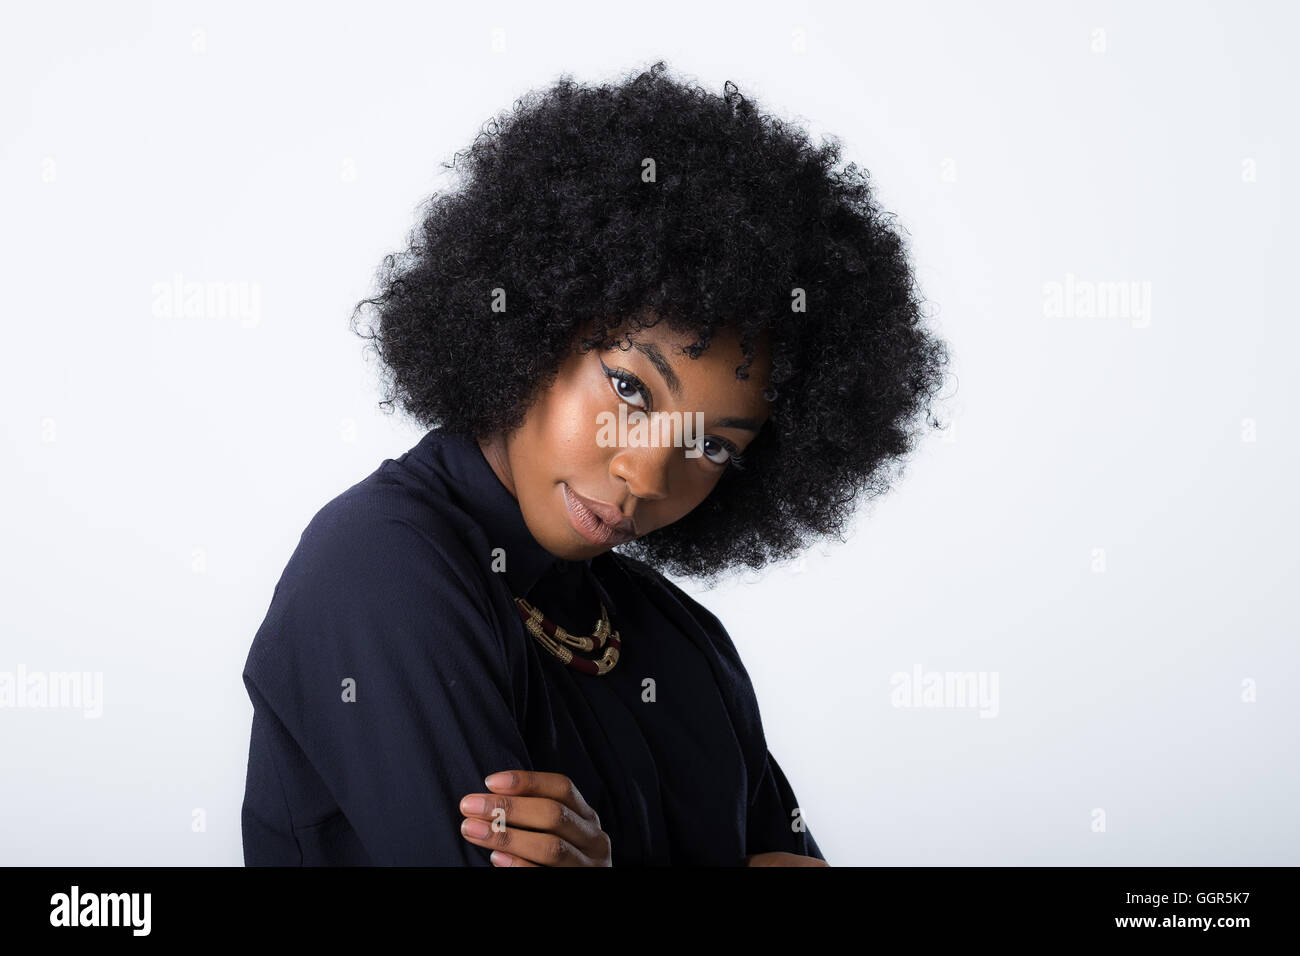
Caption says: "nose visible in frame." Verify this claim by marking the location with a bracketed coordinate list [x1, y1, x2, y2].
[609, 443, 674, 502]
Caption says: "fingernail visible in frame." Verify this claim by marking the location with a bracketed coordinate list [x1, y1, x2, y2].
[461, 818, 489, 838]
[460, 795, 486, 814]
[484, 772, 513, 789]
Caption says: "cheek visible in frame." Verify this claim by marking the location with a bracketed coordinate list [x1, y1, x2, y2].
[534, 367, 610, 465]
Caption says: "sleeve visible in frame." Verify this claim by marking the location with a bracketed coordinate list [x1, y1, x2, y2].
[746, 747, 826, 862]
[240, 683, 305, 865]
[240, 491, 534, 866]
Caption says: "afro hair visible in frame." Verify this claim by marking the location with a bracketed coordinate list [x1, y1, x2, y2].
[350, 59, 952, 583]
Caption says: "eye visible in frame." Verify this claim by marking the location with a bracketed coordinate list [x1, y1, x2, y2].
[599, 355, 749, 472]
[700, 436, 748, 471]
[600, 359, 649, 410]
[701, 437, 730, 465]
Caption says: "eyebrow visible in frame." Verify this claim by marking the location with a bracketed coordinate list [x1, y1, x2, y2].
[630, 341, 683, 398]
[629, 340, 763, 433]
[711, 415, 763, 433]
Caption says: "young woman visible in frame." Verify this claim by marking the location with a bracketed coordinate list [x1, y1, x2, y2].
[240, 61, 949, 866]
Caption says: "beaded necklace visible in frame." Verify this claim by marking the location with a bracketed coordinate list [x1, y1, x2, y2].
[513, 595, 622, 676]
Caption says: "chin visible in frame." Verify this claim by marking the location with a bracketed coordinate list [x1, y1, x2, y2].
[551, 536, 598, 561]
[532, 512, 598, 561]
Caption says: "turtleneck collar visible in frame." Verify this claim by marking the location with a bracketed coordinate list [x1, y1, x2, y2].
[412, 426, 595, 602]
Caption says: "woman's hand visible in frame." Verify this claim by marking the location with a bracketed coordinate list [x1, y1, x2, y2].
[745, 851, 830, 866]
[459, 770, 613, 866]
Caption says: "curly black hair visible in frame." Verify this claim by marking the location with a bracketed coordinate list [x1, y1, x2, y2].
[350, 59, 952, 584]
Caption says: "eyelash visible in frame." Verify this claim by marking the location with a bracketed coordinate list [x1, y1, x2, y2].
[599, 359, 748, 471]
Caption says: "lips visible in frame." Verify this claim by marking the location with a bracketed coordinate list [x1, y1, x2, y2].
[562, 483, 636, 546]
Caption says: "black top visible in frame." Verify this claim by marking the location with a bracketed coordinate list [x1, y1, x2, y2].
[240, 425, 824, 865]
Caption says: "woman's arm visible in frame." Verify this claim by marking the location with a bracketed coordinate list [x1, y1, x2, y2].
[240, 494, 534, 865]
[745, 747, 826, 862]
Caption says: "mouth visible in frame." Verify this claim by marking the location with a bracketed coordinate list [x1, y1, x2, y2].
[561, 482, 636, 547]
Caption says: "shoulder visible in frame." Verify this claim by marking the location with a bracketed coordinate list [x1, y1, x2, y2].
[246, 471, 499, 680]
[289, 475, 484, 598]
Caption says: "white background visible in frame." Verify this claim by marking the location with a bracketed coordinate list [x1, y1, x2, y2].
[2, 0, 1296, 865]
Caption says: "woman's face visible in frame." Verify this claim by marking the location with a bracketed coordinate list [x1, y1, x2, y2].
[478, 318, 773, 562]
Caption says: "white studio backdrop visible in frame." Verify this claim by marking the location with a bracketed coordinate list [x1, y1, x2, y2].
[2, 0, 1296, 865]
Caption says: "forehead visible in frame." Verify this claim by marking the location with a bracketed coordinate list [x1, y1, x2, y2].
[618, 318, 770, 370]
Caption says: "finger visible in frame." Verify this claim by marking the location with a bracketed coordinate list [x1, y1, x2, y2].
[460, 819, 596, 867]
[460, 793, 599, 850]
[490, 850, 537, 867]
[483, 770, 599, 825]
